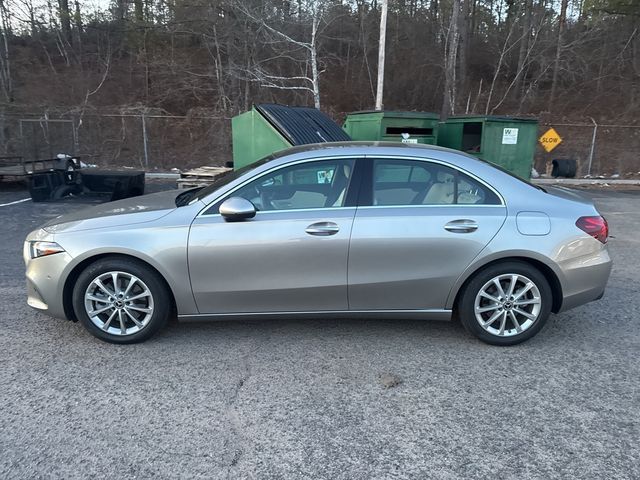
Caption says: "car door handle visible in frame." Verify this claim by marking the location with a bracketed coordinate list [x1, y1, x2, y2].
[305, 222, 340, 236]
[444, 219, 478, 233]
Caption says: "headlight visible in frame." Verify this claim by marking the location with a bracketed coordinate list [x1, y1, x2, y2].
[30, 241, 65, 259]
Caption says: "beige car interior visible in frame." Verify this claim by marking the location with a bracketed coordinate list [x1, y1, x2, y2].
[259, 162, 353, 210]
[374, 168, 484, 206]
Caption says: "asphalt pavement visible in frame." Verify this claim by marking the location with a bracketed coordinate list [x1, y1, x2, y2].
[0, 180, 638, 479]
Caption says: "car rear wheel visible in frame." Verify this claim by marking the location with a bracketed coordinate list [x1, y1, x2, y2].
[72, 257, 170, 344]
[458, 261, 552, 346]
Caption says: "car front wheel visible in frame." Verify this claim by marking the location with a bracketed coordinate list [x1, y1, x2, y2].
[458, 261, 552, 346]
[72, 257, 170, 344]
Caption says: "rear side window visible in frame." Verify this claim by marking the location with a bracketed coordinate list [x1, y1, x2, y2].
[372, 159, 501, 206]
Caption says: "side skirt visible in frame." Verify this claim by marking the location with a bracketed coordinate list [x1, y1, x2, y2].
[178, 309, 452, 322]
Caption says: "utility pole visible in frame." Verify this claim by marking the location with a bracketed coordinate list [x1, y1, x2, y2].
[375, 0, 388, 111]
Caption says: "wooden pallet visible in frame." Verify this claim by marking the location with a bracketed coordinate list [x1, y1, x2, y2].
[177, 166, 232, 189]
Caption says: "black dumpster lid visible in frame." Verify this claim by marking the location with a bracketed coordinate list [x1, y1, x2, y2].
[256, 104, 351, 145]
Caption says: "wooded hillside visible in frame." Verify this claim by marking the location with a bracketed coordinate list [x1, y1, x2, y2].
[1, 0, 638, 118]
[0, 1, 638, 171]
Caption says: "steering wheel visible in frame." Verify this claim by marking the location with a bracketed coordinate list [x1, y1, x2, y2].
[252, 185, 274, 211]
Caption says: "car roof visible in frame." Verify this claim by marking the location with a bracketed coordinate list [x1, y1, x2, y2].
[270, 141, 460, 159]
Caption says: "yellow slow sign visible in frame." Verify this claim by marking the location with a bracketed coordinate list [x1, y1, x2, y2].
[539, 127, 562, 153]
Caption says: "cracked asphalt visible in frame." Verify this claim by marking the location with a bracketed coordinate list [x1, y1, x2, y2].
[1, 180, 638, 479]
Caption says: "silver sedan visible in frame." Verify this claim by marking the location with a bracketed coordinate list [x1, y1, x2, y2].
[24, 143, 612, 345]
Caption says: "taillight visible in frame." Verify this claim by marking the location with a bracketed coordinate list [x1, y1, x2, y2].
[576, 216, 608, 244]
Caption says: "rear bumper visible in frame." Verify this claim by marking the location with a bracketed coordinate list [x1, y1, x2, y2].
[558, 248, 612, 313]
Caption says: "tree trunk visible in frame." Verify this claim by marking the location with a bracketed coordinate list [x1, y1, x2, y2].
[505, 0, 517, 32]
[114, 0, 126, 23]
[514, 0, 532, 102]
[27, 0, 37, 36]
[470, 0, 477, 38]
[58, 0, 71, 42]
[548, 0, 568, 112]
[212, 24, 228, 111]
[441, 0, 460, 119]
[458, 0, 470, 103]
[310, 15, 321, 109]
[134, 0, 144, 23]
[0, 0, 12, 102]
[73, 0, 82, 51]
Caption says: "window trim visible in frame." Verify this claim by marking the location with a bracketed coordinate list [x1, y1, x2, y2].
[359, 155, 505, 208]
[197, 155, 363, 217]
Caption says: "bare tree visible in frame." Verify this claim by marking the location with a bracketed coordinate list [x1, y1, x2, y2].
[457, 0, 471, 102]
[239, 1, 326, 109]
[514, 0, 533, 102]
[113, 0, 126, 23]
[57, 0, 71, 42]
[441, 0, 460, 118]
[134, 0, 144, 23]
[0, 0, 638, 128]
[548, 0, 568, 112]
[72, 0, 81, 50]
[489, 7, 547, 114]
[0, 0, 12, 102]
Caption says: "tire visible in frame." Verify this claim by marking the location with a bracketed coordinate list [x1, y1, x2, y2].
[52, 183, 82, 200]
[457, 261, 552, 346]
[72, 257, 171, 344]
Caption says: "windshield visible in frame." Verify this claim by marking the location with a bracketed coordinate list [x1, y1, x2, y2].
[178, 156, 274, 206]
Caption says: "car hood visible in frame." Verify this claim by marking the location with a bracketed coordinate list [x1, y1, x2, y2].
[43, 189, 182, 233]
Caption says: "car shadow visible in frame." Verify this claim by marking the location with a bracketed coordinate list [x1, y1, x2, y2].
[156, 316, 471, 347]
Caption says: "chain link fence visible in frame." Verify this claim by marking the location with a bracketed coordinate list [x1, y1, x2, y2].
[1, 111, 639, 176]
[534, 123, 640, 177]
[74, 114, 232, 170]
[0, 111, 232, 171]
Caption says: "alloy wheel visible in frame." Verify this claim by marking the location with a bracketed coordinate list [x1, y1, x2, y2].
[84, 271, 154, 336]
[473, 273, 542, 337]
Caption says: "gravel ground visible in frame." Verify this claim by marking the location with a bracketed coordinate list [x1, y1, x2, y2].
[0, 180, 638, 479]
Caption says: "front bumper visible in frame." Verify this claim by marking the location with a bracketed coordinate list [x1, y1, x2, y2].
[24, 240, 73, 320]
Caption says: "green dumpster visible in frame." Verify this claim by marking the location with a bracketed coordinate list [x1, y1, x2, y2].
[232, 108, 290, 170]
[343, 111, 439, 145]
[232, 104, 351, 170]
[437, 115, 538, 179]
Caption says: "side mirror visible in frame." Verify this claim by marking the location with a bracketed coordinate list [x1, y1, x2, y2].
[219, 197, 256, 222]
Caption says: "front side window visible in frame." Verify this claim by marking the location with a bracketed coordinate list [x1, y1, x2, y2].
[227, 159, 355, 212]
[372, 159, 500, 206]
